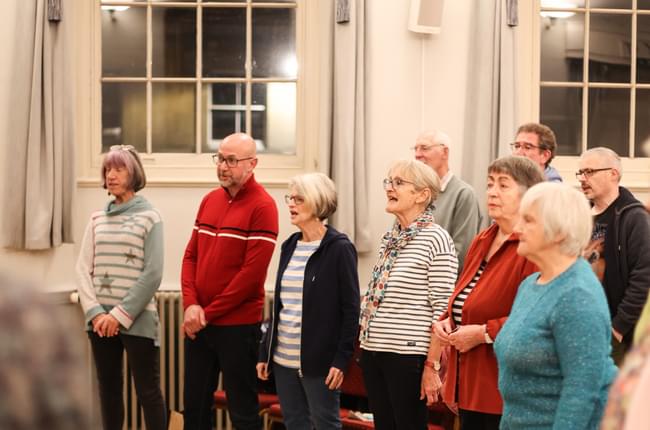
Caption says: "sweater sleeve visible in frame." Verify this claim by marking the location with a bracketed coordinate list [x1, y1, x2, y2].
[428, 234, 459, 320]
[110, 220, 164, 329]
[202, 200, 279, 321]
[181, 198, 206, 310]
[75, 217, 106, 325]
[613, 208, 650, 336]
[331, 241, 361, 372]
[550, 287, 613, 429]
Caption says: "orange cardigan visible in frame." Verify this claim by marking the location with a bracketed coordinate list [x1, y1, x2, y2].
[441, 223, 537, 414]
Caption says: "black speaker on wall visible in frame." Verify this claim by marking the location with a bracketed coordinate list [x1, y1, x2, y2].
[408, 0, 444, 34]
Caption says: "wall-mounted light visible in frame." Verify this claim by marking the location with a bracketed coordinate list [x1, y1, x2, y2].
[540, 0, 576, 19]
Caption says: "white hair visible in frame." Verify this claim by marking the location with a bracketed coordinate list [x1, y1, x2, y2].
[289, 173, 338, 221]
[388, 159, 441, 207]
[580, 147, 623, 181]
[417, 130, 452, 148]
[520, 182, 593, 257]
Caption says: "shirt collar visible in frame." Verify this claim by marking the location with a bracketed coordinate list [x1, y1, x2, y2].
[439, 171, 454, 192]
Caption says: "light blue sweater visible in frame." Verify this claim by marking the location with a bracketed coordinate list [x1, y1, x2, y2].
[494, 258, 617, 430]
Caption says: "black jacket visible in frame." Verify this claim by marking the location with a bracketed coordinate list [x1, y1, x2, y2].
[602, 186, 650, 341]
[259, 225, 360, 376]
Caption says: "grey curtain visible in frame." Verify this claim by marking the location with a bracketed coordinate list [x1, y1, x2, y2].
[1, 0, 74, 250]
[328, 0, 371, 253]
[462, 0, 519, 208]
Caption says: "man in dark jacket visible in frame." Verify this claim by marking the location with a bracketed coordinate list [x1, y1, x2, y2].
[578, 147, 650, 364]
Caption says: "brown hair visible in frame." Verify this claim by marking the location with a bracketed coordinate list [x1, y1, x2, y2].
[101, 146, 147, 192]
[516, 122, 557, 166]
[488, 155, 545, 191]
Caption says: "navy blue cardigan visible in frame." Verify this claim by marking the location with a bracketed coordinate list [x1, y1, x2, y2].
[259, 225, 360, 376]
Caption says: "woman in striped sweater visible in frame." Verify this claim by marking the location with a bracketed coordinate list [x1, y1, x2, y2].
[359, 159, 458, 430]
[76, 145, 166, 430]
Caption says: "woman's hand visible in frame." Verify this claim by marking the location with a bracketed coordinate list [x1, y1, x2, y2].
[448, 324, 485, 353]
[94, 314, 120, 337]
[91, 314, 106, 335]
[420, 367, 442, 406]
[432, 318, 453, 345]
[325, 367, 344, 390]
[256, 362, 269, 380]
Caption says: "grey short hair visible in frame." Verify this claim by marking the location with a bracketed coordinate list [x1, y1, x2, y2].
[101, 146, 147, 192]
[388, 159, 441, 207]
[417, 130, 452, 147]
[520, 182, 592, 257]
[580, 147, 623, 181]
[488, 156, 545, 194]
[289, 173, 337, 221]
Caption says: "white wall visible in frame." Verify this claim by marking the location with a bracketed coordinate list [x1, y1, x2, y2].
[0, 0, 476, 292]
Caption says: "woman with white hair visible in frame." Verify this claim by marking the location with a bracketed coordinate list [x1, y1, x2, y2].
[360, 159, 458, 429]
[494, 182, 617, 429]
[257, 172, 360, 429]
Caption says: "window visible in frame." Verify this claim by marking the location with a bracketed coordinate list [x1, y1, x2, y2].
[539, 0, 650, 158]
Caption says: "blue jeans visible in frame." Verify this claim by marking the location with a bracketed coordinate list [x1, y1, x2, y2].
[273, 363, 342, 430]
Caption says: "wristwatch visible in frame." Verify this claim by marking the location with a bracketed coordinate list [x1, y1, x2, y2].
[424, 360, 441, 371]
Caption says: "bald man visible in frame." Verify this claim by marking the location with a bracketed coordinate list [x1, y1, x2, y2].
[182, 133, 279, 430]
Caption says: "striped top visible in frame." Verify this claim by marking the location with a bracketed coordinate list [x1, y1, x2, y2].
[76, 196, 164, 343]
[273, 240, 320, 369]
[452, 260, 486, 326]
[361, 225, 458, 355]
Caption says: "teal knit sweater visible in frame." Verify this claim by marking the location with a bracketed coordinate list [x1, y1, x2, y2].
[76, 195, 164, 344]
[494, 258, 617, 430]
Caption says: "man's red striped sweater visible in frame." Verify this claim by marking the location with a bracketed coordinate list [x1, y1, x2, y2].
[181, 175, 279, 325]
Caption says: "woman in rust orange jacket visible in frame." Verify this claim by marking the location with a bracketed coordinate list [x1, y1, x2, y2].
[431, 156, 542, 430]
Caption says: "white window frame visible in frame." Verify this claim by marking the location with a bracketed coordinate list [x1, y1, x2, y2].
[519, 0, 650, 193]
[75, 0, 323, 187]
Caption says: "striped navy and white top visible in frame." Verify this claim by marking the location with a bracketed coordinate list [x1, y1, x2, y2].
[452, 260, 487, 326]
[361, 225, 458, 355]
[273, 240, 320, 369]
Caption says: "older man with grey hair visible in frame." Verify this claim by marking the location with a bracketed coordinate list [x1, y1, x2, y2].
[413, 130, 483, 270]
[578, 147, 650, 364]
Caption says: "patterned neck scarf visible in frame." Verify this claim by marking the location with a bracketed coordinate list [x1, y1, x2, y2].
[359, 205, 435, 342]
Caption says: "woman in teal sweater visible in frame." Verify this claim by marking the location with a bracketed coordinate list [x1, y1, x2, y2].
[494, 182, 617, 430]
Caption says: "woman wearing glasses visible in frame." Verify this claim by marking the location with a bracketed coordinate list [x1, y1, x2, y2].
[432, 156, 543, 430]
[359, 159, 458, 430]
[257, 172, 360, 429]
[76, 145, 166, 430]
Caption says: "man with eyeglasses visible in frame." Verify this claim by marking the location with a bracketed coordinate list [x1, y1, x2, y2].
[511, 123, 563, 182]
[578, 147, 650, 365]
[181, 132, 279, 430]
[413, 130, 482, 270]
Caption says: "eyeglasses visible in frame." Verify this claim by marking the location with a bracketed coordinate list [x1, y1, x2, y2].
[110, 145, 135, 152]
[410, 143, 444, 152]
[382, 177, 415, 190]
[212, 153, 254, 167]
[284, 194, 305, 205]
[510, 142, 543, 151]
[575, 168, 613, 179]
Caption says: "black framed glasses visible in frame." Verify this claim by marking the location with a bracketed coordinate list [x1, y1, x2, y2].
[575, 168, 613, 179]
[212, 153, 254, 167]
[284, 194, 305, 205]
[509, 142, 542, 151]
[382, 177, 415, 190]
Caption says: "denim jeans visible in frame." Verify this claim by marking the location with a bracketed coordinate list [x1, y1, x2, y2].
[360, 349, 427, 430]
[183, 324, 262, 430]
[88, 332, 167, 430]
[272, 363, 342, 430]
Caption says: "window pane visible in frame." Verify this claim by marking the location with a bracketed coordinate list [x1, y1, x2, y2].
[102, 83, 146, 153]
[201, 83, 247, 153]
[152, 83, 196, 153]
[252, 8, 297, 78]
[540, 87, 583, 156]
[635, 89, 650, 156]
[540, 13, 584, 82]
[637, 15, 650, 83]
[252, 83, 296, 154]
[589, 0, 631, 8]
[589, 14, 631, 83]
[587, 88, 630, 156]
[102, 7, 146, 77]
[152, 8, 196, 77]
[639, 1, 650, 10]
[203, 8, 246, 77]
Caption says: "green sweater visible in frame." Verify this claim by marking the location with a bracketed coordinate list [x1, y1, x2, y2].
[432, 174, 483, 271]
[76, 195, 164, 344]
